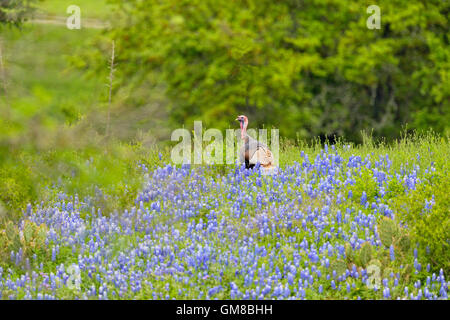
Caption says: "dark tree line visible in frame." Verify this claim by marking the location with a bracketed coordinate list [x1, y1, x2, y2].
[0, 0, 37, 28]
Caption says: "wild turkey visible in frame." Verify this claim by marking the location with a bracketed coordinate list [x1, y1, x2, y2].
[236, 115, 276, 174]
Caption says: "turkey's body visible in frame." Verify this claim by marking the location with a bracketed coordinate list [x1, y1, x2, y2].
[236, 115, 276, 174]
[239, 134, 274, 169]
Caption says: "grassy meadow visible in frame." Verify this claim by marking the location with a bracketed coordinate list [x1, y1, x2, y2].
[0, 132, 449, 299]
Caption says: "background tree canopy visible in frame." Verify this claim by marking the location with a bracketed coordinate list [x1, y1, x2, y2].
[88, 0, 449, 142]
[0, 0, 38, 28]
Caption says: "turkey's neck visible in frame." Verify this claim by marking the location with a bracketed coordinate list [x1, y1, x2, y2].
[240, 121, 247, 140]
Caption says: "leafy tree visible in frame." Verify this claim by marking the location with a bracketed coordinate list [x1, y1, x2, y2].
[85, 0, 450, 141]
[0, 0, 38, 28]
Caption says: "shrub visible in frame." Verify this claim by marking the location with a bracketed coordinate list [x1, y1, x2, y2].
[0, 220, 48, 267]
[0, 163, 38, 221]
[392, 169, 450, 273]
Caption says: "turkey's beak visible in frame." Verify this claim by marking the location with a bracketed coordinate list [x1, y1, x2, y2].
[235, 117, 239, 121]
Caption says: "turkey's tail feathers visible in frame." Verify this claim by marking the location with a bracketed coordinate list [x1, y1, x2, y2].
[249, 147, 274, 166]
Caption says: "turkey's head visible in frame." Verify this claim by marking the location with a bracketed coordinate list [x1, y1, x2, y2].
[236, 115, 248, 126]
[236, 115, 248, 139]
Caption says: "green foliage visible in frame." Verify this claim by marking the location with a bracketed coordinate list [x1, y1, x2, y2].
[0, 160, 38, 219]
[386, 176, 405, 199]
[392, 169, 450, 273]
[331, 259, 347, 277]
[5, 221, 20, 249]
[400, 264, 413, 283]
[0, 0, 38, 28]
[383, 267, 394, 279]
[91, 0, 450, 141]
[378, 217, 413, 260]
[378, 217, 396, 248]
[0, 219, 48, 266]
[359, 242, 372, 267]
[0, 24, 105, 154]
[368, 259, 382, 268]
[395, 233, 411, 258]
[349, 167, 378, 204]
[22, 220, 47, 252]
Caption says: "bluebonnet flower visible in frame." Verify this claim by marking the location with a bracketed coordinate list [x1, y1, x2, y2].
[439, 286, 448, 299]
[331, 280, 336, 290]
[0, 148, 444, 300]
[389, 245, 395, 261]
[360, 192, 367, 205]
[383, 287, 390, 299]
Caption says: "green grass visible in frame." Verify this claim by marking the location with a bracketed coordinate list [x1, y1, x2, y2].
[36, 0, 113, 20]
[280, 131, 449, 174]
